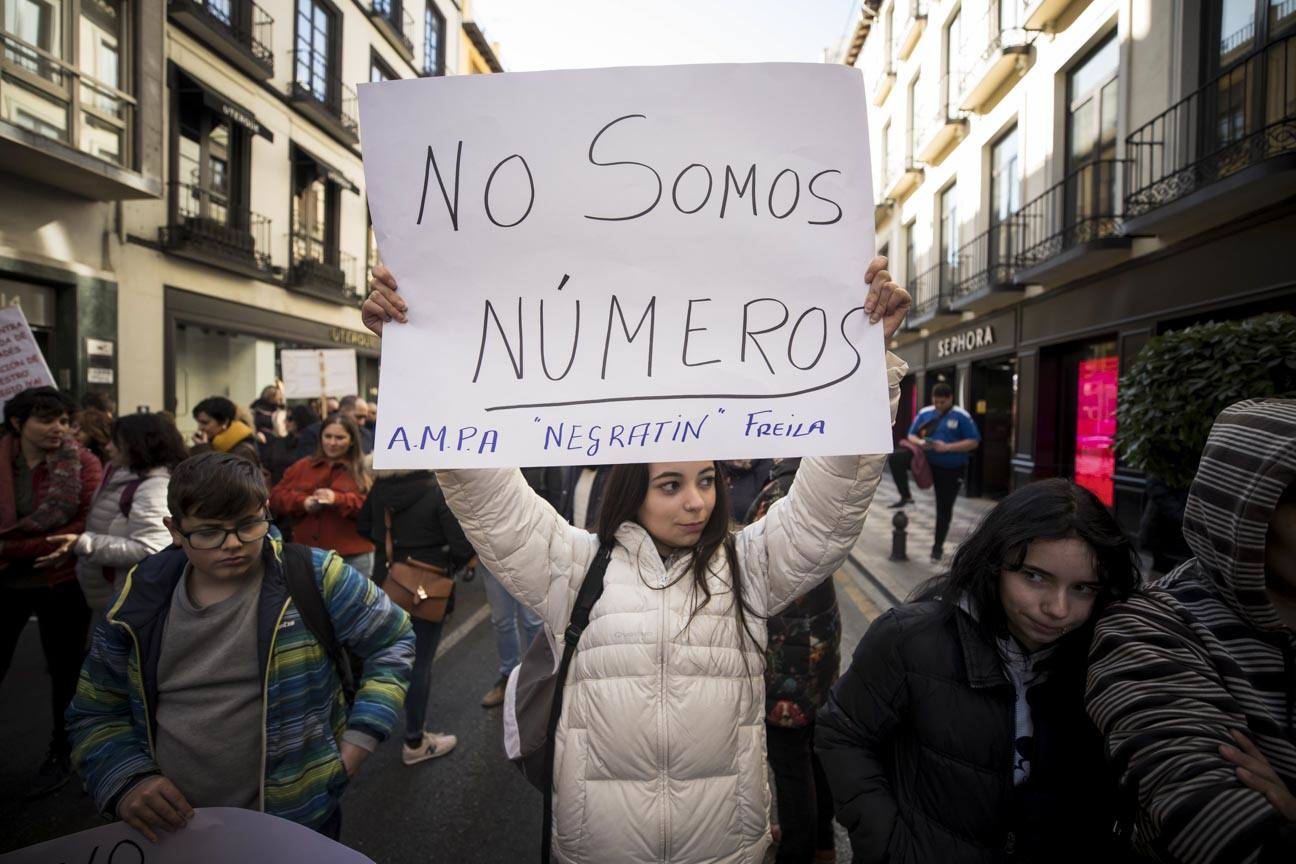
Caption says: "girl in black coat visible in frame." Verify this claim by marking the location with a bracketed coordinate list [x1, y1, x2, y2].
[815, 478, 1141, 864]
[358, 469, 474, 766]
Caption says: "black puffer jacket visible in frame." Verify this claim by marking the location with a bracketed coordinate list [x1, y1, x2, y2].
[816, 600, 1126, 864]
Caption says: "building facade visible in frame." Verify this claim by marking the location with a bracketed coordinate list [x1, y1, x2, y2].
[1, 0, 499, 434]
[846, 0, 1296, 531]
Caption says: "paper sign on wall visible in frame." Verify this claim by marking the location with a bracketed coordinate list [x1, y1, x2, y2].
[0, 306, 56, 411]
[359, 63, 888, 468]
[0, 808, 374, 864]
[281, 349, 358, 399]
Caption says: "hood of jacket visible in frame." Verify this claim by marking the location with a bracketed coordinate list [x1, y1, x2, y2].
[370, 471, 436, 513]
[212, 420, 256, 453]
[1179, 398, 1296, 633]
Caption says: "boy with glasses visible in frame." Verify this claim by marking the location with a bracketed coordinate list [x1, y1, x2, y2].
[66, 452, 414, 842]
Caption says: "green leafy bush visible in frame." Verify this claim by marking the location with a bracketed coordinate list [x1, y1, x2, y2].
[1116, 312, 1296, 490]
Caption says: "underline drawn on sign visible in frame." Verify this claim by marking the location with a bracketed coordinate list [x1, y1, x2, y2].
[483, 306, 866, 412]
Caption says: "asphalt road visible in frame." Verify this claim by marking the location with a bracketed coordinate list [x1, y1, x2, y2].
[0, 560, 884, 862]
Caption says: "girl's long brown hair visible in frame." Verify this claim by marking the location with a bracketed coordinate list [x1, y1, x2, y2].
[595, 461, 764, 656]
[315, 413, 371, 492]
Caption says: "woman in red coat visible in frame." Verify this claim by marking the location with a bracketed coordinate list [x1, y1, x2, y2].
[270, 414, 374, 575]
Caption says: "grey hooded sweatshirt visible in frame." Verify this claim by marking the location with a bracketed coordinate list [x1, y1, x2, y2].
[1087, 398, 1296, 864]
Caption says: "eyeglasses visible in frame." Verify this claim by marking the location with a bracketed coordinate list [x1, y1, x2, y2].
[176, 517, 271, 550]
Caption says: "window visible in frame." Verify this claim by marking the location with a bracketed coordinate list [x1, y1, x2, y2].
[989, 124, 1019, 271]
[366, 207, 382, 289]
[903, 220, 916, 289]
[1066, 35, 1119, 226]
[907, 73, 920, 160]
[939, 182, 958, 289]
[880, 119, 891, 184]
[173, 74, 251, 231]
[295, 0, 336, 103]
[883, 5, 893, 69]
[292, 147, 341, 268]
[1, 0, 130, 163]
[370, 52, 395, 83]
[423, 0, 443, 76]
[944, 8, 962, 116]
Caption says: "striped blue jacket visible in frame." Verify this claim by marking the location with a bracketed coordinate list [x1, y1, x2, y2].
[66, 538, 414, 828]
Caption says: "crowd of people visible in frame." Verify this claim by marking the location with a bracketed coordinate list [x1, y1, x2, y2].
[0, 255, 1290, 864]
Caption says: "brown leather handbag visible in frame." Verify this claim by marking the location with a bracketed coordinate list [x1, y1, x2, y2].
[381, 507, 454, 623]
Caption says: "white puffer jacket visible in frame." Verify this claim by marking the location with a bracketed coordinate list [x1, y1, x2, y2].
[437, 354, 905, 864]
[72, 467, 172, 612]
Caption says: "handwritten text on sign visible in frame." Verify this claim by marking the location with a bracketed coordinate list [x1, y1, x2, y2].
[359, 63, 890, 468]
[0, 306, 56, 411]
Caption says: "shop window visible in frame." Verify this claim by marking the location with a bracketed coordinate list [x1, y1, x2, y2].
[422, 0, 443, 76]
[294, 0, 337, 103]
[1074, 354, 1119, 506]
[2, 0, 130, 163]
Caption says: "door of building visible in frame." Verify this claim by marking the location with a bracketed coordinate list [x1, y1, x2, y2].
[967, 356, 1017, 499]
[923, 366, 957, 405]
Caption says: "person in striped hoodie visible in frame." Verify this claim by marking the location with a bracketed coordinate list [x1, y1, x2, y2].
[1087, 398, 1296, 864]
[66, 451, 414, 843]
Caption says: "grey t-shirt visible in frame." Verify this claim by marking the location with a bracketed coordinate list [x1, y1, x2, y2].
[154, 565, 264, 810]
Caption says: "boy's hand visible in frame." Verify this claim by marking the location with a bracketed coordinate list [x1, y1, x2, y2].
[117, 775, 194, 843]
[340, 741, 369, 777]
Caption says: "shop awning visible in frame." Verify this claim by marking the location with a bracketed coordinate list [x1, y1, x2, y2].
[292, 145, 361, 194]
[175, 68, 274, 141]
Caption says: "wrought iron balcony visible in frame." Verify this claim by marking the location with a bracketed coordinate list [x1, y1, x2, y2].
[289, 55, 359, 143]
[289, 230, 359, 304]
[1020, 0, 1093, 31]
[950, 222, 1023, 308]
[906, 261, 957, 329]
[159, 182, 273, 276]
[895, 0, 928, 62]
[0, 31, 154, 199]
[958, 6, 1033, 113]
[883, 135, 924, 201]
[915, 75, 969, 165]
[872, 58, 896, 106]
[1124, 32, 1296, 236]
[369, 0, 415, 63]
[1013, 159, 1132, 286]
[168, 0, 274, 80]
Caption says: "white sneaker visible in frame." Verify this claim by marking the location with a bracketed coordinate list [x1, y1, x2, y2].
[402, 731, 457, 765]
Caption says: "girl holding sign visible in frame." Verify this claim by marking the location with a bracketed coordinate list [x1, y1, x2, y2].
[362, 259, 909, 864]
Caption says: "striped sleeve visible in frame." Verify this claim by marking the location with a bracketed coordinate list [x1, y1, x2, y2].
[317, 550, 415, 744]
[1086, 595, 1287, 864]
[65, 589, 159, 817]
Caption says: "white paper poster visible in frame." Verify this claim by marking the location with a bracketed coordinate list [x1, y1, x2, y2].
[0, 305, 56, 410]
[281, 348, 359, 399]
[0, 808, 374, 864]
[359, 63, 887, 468]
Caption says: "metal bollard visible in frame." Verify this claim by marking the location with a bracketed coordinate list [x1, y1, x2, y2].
[889, 511, 909, 562]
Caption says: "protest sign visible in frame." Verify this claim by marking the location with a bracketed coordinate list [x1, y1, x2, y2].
[0, 306, 56, 411]
[359, 63, 888, 468]
[0, 808, 374, 864]
[281, 348, 358, 400]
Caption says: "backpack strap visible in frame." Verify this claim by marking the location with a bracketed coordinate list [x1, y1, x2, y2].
[118, 477, 145, 518]
[282, 543, 356, 702]
[540, 539, 613, 864]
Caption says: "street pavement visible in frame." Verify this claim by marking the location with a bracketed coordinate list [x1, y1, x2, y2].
[0, 474, 992, 861]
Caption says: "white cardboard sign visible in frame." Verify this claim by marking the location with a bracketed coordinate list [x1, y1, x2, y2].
[281, 348, 358, 399]
[359, 63, 888, 468]
[0, 305, 56, 410]
[0, 808, 374, 864]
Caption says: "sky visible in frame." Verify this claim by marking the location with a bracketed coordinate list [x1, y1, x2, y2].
[470, 0, 862, 72]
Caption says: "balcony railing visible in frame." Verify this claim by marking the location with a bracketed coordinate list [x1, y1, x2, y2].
[160, 181, 272, 274]
[168, 0, 274, 79]
[895, 0, 928, 62]
[907, 261, 949, 327]
[873, 58, 897, 105]
[1, 31, 134, 168]
[916, 74, 968, 163]
[290, 230, 359, 303]
[952, 221, 1022, 301]
[1015, 158, 1128, 269]
[289, 53, 359, 141]
[884, 139, 924, 200]
[370, 0, 415, 58]
[1126, 32, 1296, 219]
[958, 6, 1033, 112]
